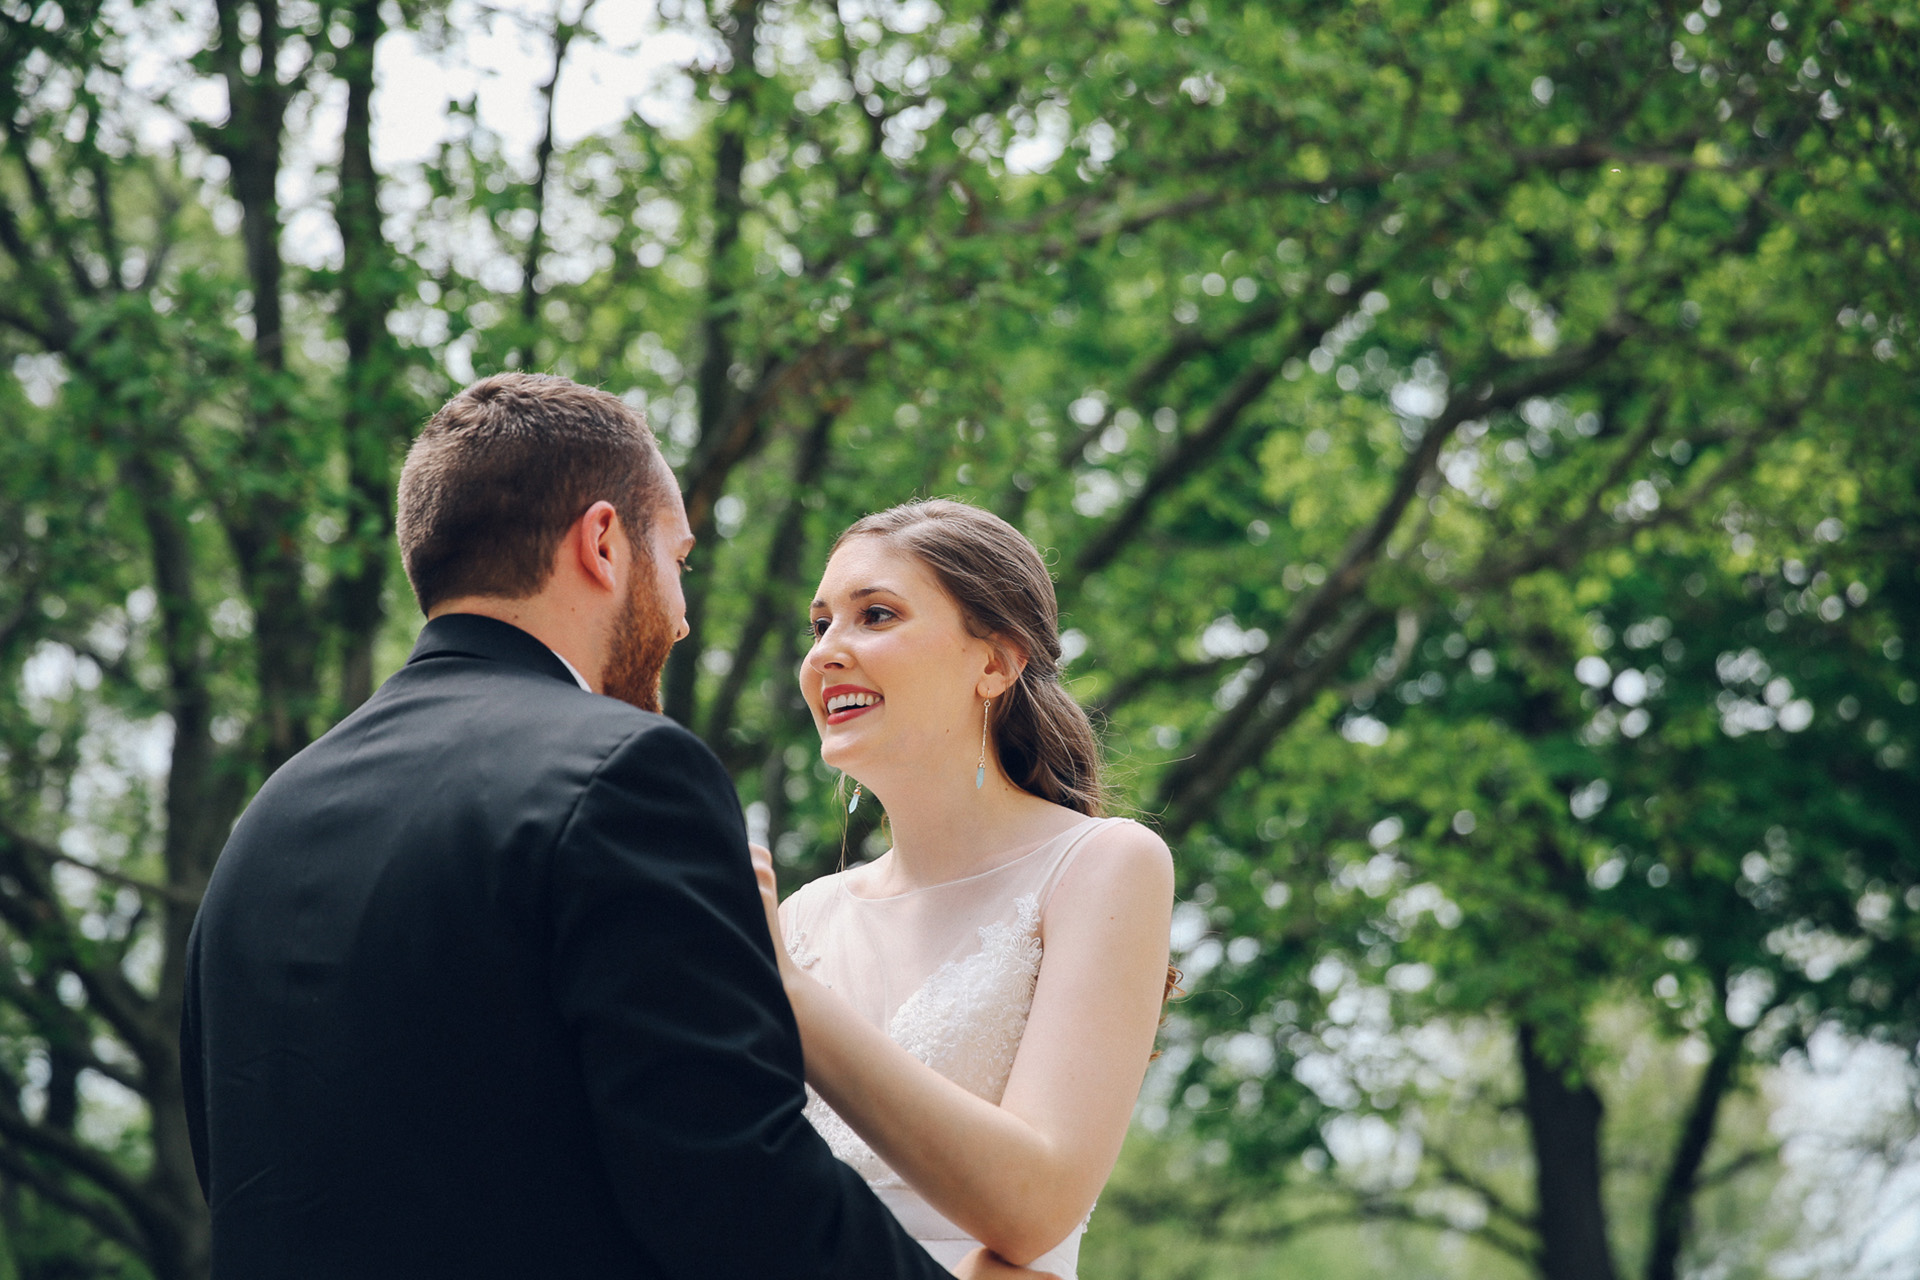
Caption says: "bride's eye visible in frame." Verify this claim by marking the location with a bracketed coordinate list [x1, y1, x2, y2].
[807, 617, 830, 639]
[862, 606, 896, 625]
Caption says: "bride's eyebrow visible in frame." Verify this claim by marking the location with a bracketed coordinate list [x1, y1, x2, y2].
[810, 586, 901, 609]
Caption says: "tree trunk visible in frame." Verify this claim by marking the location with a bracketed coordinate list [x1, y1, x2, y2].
[131, 453, 225, 1280]
[704, 405, 839, 750]
[210, 0, 319, 772]
[1518, 1021, 1619, 1280]
[332, 0, 407, 712]
[663, 0, 762, 726]
[1645, 1025, 1745, 1280]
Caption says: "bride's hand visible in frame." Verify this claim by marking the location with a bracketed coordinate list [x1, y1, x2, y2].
[748, 842, 794, 978]
[951, 1248, 1061, 1280]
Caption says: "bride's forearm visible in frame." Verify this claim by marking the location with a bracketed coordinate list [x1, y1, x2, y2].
[785, 972, 1091, 1265]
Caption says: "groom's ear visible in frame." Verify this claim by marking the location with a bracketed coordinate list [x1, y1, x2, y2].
[565, 500, 624, 594]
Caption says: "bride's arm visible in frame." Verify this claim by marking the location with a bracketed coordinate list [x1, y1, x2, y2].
[762, 826, 1174, 1266]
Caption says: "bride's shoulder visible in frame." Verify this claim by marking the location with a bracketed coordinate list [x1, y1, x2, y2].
[1064, 816, 1174, 894]
[1040, 817, 1173, 946]
[1090, 815, 1173, 861]
[778, 867, 846, 921]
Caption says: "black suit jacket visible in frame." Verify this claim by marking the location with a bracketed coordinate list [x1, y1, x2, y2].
[182, 614, 948, 1279]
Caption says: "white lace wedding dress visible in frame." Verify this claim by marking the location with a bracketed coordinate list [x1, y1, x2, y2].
[779, 815, 1127, 1278]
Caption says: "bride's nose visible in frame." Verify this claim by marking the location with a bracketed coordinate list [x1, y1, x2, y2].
[805, 623, 849, 673]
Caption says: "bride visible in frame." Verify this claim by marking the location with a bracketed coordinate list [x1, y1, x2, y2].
[753, 499, 1175, 1277]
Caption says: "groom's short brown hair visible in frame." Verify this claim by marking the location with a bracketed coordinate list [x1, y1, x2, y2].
[397, 373, 669, 614]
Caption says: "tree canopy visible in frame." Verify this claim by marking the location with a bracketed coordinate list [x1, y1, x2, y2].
[1, 0, 1915, 1276]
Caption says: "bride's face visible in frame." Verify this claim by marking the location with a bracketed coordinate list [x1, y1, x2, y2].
[802, 537, 1001, 779]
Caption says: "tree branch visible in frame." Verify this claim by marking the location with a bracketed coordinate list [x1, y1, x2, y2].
[1152, 334, 1625, 832]
[1338, 607, 1423, 707]
[0, 818, 163, 1061]
[1463, 395, 1812, 592]
[1052, 296, 1286, 474]
[0, 960, 148, 1095]
[0, 1142, 143, 1252]
[1034, 136, 1771, 250]
[1091, 654, 1246, 719]
[1428, 1142, 1538, 1238]
[514, 0, 595, 369]
[1, 116, 100, 299]
[1070, 264, 1385, 579]
[1199, 1195, 1544, 1267]
[41, 846, 200, 909]
[706, 403, 840, 752]
[1069, 203, 1433, 576]
[0, 188, 80, 349]
[0, 1093, 153, 1244]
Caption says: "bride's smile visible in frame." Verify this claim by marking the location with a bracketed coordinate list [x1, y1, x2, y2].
[822, 685, 884, 722]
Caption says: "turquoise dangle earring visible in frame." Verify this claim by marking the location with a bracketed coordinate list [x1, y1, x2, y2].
[838, 776, 861, 873]
[976, 699, 991, 790]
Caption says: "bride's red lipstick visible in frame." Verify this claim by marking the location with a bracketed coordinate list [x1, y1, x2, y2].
[822, 684, 882, 725]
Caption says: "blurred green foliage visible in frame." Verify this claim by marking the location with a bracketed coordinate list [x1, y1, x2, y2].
[1087, 1004, 1801, 1279]
[1, 0, 1915, 1276]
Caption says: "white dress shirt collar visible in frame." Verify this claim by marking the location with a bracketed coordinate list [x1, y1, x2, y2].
[549, 648, 593, 692]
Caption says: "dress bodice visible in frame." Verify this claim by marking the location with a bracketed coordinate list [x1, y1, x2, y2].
[779, 816, 1128, 1278]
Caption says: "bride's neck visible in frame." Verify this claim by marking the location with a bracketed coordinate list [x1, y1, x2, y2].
[865, 769, 1065, 892]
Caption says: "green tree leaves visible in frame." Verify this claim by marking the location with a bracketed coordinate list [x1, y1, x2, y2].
[0, 0, 1914, 1275]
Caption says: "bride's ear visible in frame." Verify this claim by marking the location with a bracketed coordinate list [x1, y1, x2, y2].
[977, 639, 1026, 700]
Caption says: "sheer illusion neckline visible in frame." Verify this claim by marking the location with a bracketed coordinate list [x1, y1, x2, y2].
[839, 815, 1107, 902]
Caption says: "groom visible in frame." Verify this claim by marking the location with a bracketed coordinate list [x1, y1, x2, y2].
[181, 374, 1048, 1278]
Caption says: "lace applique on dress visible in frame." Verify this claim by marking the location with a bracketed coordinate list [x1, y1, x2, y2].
[783, 928, 820, 972]
[889, 893, 1042, 1103]
[803, 1083, 895, 1183]
[802, 892, 1046, 1186]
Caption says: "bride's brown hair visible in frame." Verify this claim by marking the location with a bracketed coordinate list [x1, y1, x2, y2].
[831, 499, 1108, 816]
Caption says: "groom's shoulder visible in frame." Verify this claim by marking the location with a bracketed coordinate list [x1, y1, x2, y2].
[551, 697, 718, 777]
[434, 669, 708, 775]
[427, 669, 726, 796]
[299, 653, 712, 796]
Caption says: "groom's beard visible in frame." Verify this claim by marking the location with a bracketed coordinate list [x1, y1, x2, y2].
[601, 573, 676, 714]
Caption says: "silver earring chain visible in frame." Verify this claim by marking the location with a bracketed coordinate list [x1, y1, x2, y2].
[976, 698, 991, 790]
